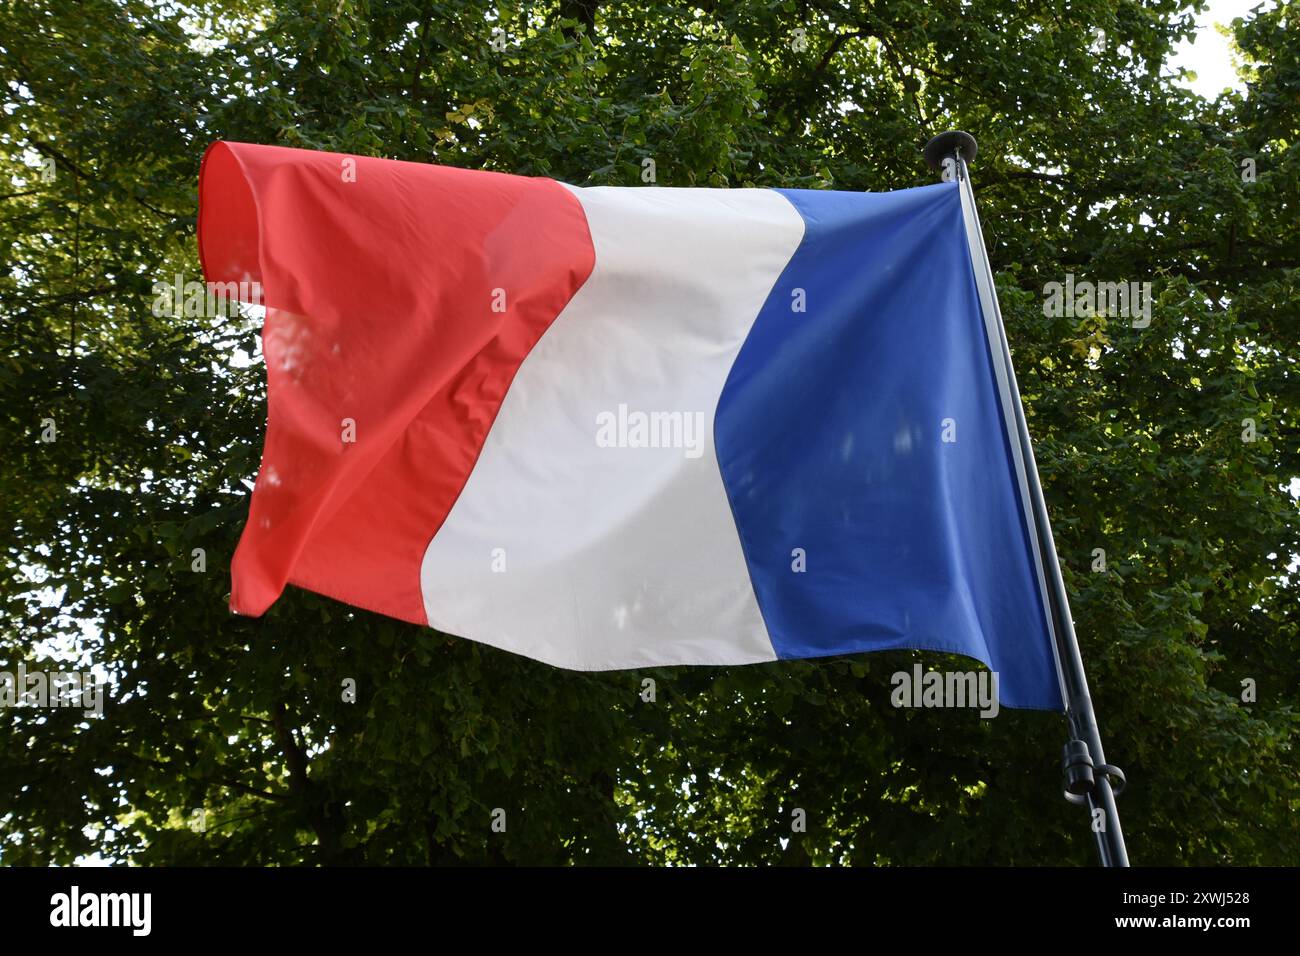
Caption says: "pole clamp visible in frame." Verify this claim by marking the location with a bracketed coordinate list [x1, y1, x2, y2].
[1062, 739, 1126, 805]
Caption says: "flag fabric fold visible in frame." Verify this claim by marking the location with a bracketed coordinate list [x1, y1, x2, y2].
[198, 140, 1063, 710]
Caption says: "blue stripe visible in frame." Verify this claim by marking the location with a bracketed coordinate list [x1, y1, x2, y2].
[714, 182, 1062, 710]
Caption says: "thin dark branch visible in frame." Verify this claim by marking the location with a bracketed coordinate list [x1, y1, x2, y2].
[29, 138, 184, 220]
[221, 778, 289, 803]
[812, 29, 862, 79]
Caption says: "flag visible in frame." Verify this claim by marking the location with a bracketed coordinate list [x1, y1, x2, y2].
[198, 141, 1063, 710]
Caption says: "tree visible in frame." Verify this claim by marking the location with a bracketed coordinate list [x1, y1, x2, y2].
[1, 0, 1295, 865]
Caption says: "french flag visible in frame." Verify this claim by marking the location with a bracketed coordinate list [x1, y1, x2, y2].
[198, 141, 1062, 711]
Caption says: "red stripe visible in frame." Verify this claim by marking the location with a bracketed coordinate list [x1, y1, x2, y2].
[199, 142, 595, 623]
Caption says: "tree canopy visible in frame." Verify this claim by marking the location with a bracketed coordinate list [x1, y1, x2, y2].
[1, 0, 1296, 865]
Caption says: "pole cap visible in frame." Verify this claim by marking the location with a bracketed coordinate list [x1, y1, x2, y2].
[923, 130, 978, 171]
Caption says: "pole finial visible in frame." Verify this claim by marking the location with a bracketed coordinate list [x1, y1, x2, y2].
[923, 130, 978, 172]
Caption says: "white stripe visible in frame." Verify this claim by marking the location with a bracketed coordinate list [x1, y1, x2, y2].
[419, 185, 805, 668]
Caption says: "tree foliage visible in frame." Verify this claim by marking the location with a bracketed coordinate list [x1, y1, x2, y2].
[1, 0, 1296, 865]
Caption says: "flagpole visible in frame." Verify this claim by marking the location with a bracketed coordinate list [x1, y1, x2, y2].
[923, 131, 1129, 867]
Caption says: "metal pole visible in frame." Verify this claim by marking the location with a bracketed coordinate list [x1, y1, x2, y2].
[924, 131, 1129, 867]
